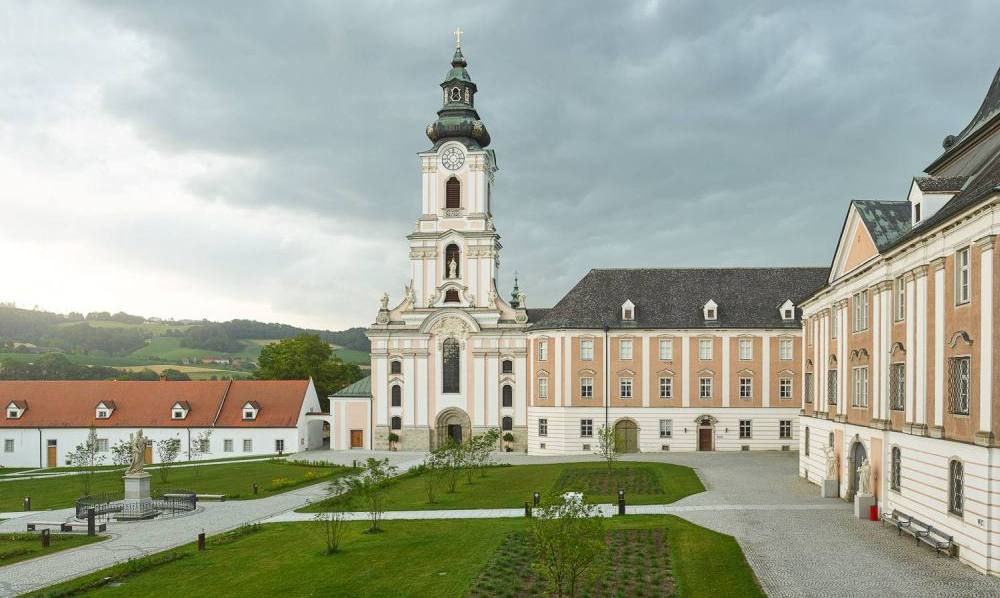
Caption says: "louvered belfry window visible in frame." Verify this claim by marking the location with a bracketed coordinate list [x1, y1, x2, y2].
[446, 177, 461, 209]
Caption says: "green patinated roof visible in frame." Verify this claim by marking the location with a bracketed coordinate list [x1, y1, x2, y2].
[853, 200, 912, 251]
[331, 375, 371, 398]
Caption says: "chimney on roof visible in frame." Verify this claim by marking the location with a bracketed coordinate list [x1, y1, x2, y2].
[159, 373, 167, 382]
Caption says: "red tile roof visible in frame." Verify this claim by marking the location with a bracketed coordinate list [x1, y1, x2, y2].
[0, 380, 311, 429]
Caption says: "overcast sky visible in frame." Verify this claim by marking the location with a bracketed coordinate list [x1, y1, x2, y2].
[1, 1, 998, 330]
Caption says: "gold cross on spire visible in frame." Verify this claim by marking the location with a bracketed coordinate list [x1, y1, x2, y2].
[454, 27, 463, 48]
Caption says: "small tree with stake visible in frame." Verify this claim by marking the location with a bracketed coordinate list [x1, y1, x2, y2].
[595, 425, 619, 479]
[66, 426, 105, 496]
[336, 457, 397, 534]
[532, 494, 606, 598]
[155, 438, 181, 483]
[314, 495, 350, 555]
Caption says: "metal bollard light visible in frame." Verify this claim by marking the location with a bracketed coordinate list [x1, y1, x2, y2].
[41, 528, 50, 548]
[617, 489, 625, 516]
[253, 482, 259, 495]
[533, 492, 540, 507]
[524, 501, 531, 518]
[198, 530, 206, 551]
[23, 496, 30, 512]
[87, 508, 96, 536]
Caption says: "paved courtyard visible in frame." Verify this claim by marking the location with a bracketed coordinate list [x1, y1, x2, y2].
[2, 450, 1000, 596]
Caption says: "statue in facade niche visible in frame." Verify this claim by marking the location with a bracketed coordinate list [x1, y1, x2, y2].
[448, 257, 458, 279]
[824, 446, 838, 480]
[857, 458, 873, 496]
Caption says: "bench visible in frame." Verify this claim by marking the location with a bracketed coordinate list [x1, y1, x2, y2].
[196, 494, 225, 502]
[902, 516, 932, 545]
[63, 521, 107, 533]
[880, 509, 911, 536]
[26, 521, 71, 532]
[919, 526, 955, 557]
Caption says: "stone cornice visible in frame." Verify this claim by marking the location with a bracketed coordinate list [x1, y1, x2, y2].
[975, 234, 997, 251]
[930, 256, 947, 270]
[911, 265, 929, 279]
[873, 280, 894, 293]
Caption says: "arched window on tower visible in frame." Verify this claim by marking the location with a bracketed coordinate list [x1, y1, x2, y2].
[502, 359, 513, 374]
[390, 360, 402, 375]
[391, 416, 402, 430]
[446, 176, 461, 209]
[391, 385, 402, 407]
[445, 244, 460, 279]
[442, 338, 460, 393]
[502, 384, 513, 407]
[502, 416, 513, 431]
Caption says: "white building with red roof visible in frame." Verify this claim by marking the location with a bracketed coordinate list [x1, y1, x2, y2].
[0, 379, 323, 468]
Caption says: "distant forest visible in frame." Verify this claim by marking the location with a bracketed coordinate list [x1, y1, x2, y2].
[0, 305, 370, 357]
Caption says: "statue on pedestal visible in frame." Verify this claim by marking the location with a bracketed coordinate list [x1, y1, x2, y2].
[448, 257, 458, 279]
[126, 429, 147, 475]
[824, 446, 838, 480]
[857, 458, 873, 496]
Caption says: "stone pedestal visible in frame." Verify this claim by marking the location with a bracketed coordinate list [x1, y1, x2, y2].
[853, 493, 877, 520]
[116, 472, 157, 520]
[821, 478, 839, 498]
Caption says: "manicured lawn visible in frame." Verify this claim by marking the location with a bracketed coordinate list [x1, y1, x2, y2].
[0, 460, 354, 511]
[301, 461, 703, 513]
[29, 516, 761, 597]
[0, 532, 106, 567]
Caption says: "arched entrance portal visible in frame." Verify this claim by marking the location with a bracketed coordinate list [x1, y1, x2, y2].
[695, 415, 717, 451]
[614, 419, 639, 453]
[435, 408, 471, 449]
[849, 439, 868, 498]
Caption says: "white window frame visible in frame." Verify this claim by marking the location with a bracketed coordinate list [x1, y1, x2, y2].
[738, 337, 753, 360]
[3, 439, 13, 453]
[699, 376, 713, 399]
[658, 338, 673, 361]
[852, 290, 869, 332]
[580, 339, 594, 361]
[538, 377, 549, 400]
[96, 409, 109, 420]
[778, 338, 793, 361]
[852, 366, 869, 408]
[580, 377, 593, 399]
[779, 420, 792, 439]
[224, 439, 234, 453]
[580, 419, 593, 438]
[619, 377, 633, 399]
[739, 419, 752, 439]
[658, 376, 673, 399]
[242, 439, 253, 453]
[739, 376, 753, 400]
[619, 338, 633, 360]
[895, 276, 905, 321]
[659, 419, 673, 438]
[956, 247, 971, 305]
[275, 439, 284, 453]
[538, 418, 548, 437]
[779, 377, 793, 400]
[538, 341, 548, 361]
[698, 338, 713, 360]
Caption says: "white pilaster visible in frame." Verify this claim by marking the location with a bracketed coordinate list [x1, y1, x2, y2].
[721, 335, 731, 408]
[681, 336, 690, 408]
[642, 335, 651, 408]
[934, 262, 945, 429]
[905, 276, 915, 423]
[872, 291, 881, 418]
[978, 236, 995, 435]
[762, 335, 771, 408]
[915, 269, 928, 426]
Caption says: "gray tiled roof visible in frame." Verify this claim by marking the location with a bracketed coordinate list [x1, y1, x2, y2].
[525, 308, 551, 322]
[853, 200, 912, 251]
[915, 176, 967, 193]
[928, 65, 1000, 170]
[530, 268, 828, 330]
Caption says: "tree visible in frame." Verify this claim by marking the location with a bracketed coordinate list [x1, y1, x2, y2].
[155, 437, 181, 483]
[65, 426, 106, 496]
[314, 496, 350, 555]
[437, 439, 465, 493]
[255, 334, 363, 409]
[188, 430, 213, 477]
[110, 439, 131, 469]
[595, 425, 619, 478]
[532, 495, 607, 598]
[468, 428, 501, 478]
[335, 457, 397, 533]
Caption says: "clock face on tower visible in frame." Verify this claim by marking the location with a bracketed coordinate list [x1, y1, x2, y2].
[441, 147, 464, 170]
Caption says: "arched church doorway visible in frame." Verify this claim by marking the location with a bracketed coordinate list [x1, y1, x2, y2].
[849, 439, 867, 498]
[614, 419, 639, 453]
[695, 415, 716, 451]
[435, 408, 471, 449]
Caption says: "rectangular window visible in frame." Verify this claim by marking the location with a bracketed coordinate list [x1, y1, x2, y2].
[658, 338, 673, 361]
[828, 370, 838, 405]
[804, 373, 814, 404]
[956, 248, 971, 305]
[659, 419, 673, 438]
[619, 338, 633, 360]
[96, 438, 109, 452]
[199, 438, 210, 453]
[895, 276, 906, 321]
[538, 341, 548, 361]
[243, 410, 255, 420]
[3, 439, 12, 453]
[96, 410, 109, 419]
[739, 377, 753, 400]
[738, 338, 753, 360]
[275, 439, 284, 453]
[658, 377, 673, 399]
[698, 338, 713, 360]
[242, 439, 252, 453]
[619, 377, 633, 399]
[949, 356, 971, 414]
[538, 418, 548, 437]
[779, 420, 792, 439]
[779, 377, 793, 400]
[538, 377, 549, 400]
[172, 410, 184, 419]
[224, 439, 233, 453]
[699, 376, 713, 399]
[580, 377, 593, 399]
[778, 338, 793, 361]
[852, 290, 869, 331]
[889, 363, 905, 411]
[580, 339, 594, 361]
[852, 367, 869, 408]
[580, 419, 593, 437]
[739, 419, 752, 439]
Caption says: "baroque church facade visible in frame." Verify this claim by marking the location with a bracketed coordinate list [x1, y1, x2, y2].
[365, 40, 826, 455]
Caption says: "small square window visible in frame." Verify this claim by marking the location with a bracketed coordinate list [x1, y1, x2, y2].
[739, 419, 752, 439]
[3, 439, 13, 453]
[580, 419, 593, 437]
[224, 439, 234, 453]
[243, 439, 253, 453]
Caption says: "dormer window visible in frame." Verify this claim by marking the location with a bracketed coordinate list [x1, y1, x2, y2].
[95, 401, 115, 420]
[242, 401, 260, 421]
[621, 299, 635, 321]
[703, 300, 718, 321]
[171, 401, 191, 420]
[6, 401, 25, 419]
[779, 299, 796, 321]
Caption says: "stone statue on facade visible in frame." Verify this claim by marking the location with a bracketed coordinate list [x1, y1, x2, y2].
[824, 446, 838, 480]
[516, 290, 526, 309]
[404, 283, 416, 306]
[857, 458, 873, 496]
[380, 292, 389, 310]
[448, 257, 458, 279]
[126, 429, 147, 475]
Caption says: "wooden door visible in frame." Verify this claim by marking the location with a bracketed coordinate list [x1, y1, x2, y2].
[350, 429, 363, 448]
[144, 443, 153, 464]
[46, 445, 57, 468]
[698, 428, 713, 451]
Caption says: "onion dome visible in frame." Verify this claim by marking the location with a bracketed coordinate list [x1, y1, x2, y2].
[426, 46, 491, 149]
